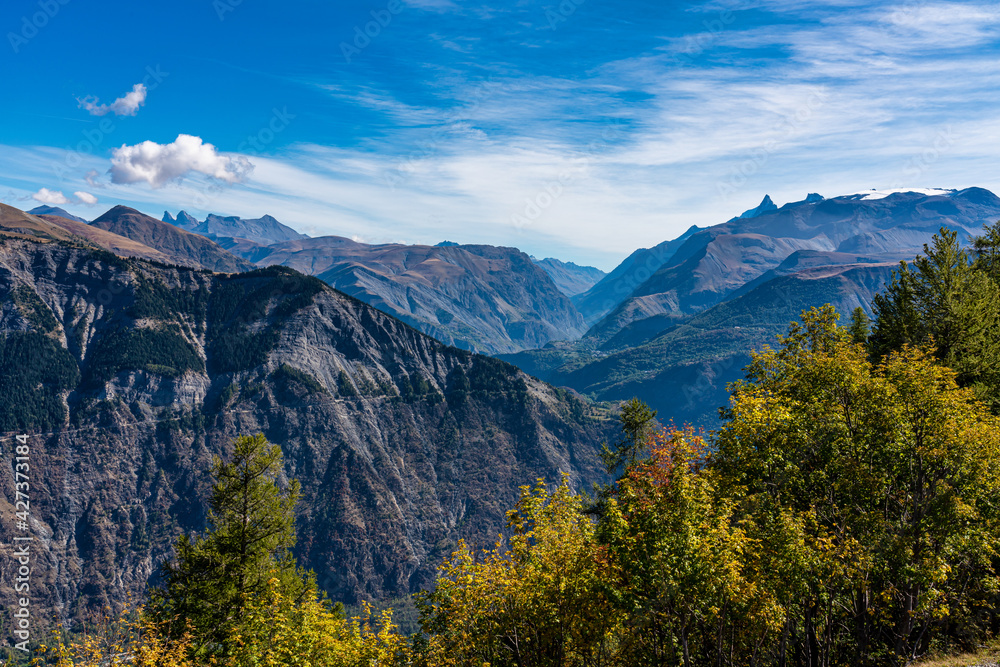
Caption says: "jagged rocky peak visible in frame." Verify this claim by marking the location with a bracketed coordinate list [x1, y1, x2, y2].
[739, 194, 778, 219]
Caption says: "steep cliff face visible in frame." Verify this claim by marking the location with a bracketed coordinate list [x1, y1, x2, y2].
[0, 237, 610, 626]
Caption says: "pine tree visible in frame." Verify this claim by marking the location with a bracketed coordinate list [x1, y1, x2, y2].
[600, 397, 658, 475]
[870, 228, 1000, 405]
[150, 433, 314, 652]
[847, 306, 870, 345]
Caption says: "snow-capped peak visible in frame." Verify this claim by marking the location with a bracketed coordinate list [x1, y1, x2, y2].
[843, 188, 956, 201]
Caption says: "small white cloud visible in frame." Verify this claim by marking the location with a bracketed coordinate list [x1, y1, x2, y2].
[74, 191, 98, 206]
[109, 134, 254, 188]
[78, 83, 148, 117]
[32, 188, 70, 205]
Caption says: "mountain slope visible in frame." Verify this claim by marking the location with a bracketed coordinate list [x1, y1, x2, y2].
[590, 188, 1000, 338]
[28, 205, 88, 223]
[226, 237, 587, 355]
[0, 236, 612, 625]
[531, 257, 606, 297]
[572, 224, 703, 326]
[91, 206, 254, 272]
[546, 261, 896, 425]
[0, 203, 78, 242]
[35, 213, 176, 263]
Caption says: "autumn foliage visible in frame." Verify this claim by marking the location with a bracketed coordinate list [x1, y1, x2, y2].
[32, 302, 1000, 666]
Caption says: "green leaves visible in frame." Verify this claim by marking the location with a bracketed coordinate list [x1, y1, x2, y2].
[871, 227, 1000, 406]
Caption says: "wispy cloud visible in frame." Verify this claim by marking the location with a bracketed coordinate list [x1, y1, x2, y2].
[5, 0, 1000, 270]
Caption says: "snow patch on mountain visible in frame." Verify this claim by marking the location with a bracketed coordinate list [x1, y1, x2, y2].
[844, 188, 957, 200]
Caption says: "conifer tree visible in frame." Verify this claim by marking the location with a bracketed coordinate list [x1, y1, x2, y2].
[150, 433, 314, 651]
[870, 227, 1000, 405]
[847, 306, 870, 345]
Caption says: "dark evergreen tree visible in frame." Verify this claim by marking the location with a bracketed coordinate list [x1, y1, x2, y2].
[870, 227, 1000, 406]
[847, 306, 870, 345]
[150, 433, 314, 652]
[600, 397, 658, 476]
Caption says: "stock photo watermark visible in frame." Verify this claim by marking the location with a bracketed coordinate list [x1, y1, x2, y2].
[384, 77, 508, 190]
[52, 65, 169, 185]
[545, 0, 587, 30]
[889, 125, 956, 188]
[716, 87, 830, 202]
[7, 434, 33, 653]
[510, 122, 624, 230]
[7, 0, 71, 54]
[186, 106, 294, 211]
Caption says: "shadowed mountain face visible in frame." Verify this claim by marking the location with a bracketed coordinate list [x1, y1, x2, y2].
[164, 210, 308, 246]
[92, 206, 254, 273]
[0, 237, 611, 625]
[222, 237, 588, 355]
[502, 188, 1000, 428]
[531, 257, 606, 297]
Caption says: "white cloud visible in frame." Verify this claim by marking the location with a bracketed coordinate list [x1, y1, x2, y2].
[78, 83, 148, 117]
[30, 188, 99, 206]
[32, 188, 70, 205]
[109, 134, 254, 188]
[74, 191, 98, 206]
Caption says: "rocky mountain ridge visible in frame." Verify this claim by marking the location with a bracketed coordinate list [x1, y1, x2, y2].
[0, 236, 612, 626]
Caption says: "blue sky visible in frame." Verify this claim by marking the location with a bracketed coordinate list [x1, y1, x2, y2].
[1, 0, 998, 270]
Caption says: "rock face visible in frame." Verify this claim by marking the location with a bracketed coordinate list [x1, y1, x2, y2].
[91, 206, 254, 273]
[164, 211, 308, 246]
[226, 237, 588, 355]
[531, 257, 606, 297]
[0, 237, 610, 627]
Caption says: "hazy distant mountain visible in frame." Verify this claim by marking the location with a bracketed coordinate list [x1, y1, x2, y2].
[589, 188, 1000, 339]
[546, 260, 898, 425]
[225, 236, 587, 354]
[163, 210, 307, 246]
[737, 194, 778, 219]
[571, 224, 703, 326]
[163, 210, 200, 230]
[28, 205, 88, 223]
[503, 187, 1000, 427]
[92, 206, 254, 273]
[531, 257, 606, 297]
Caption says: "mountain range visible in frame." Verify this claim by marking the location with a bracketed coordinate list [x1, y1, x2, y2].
[502, 187, 1000, 425]
[5, 185, 1000, 627]
[0, 234, 611, 623]
[164, 209, 308, 246]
